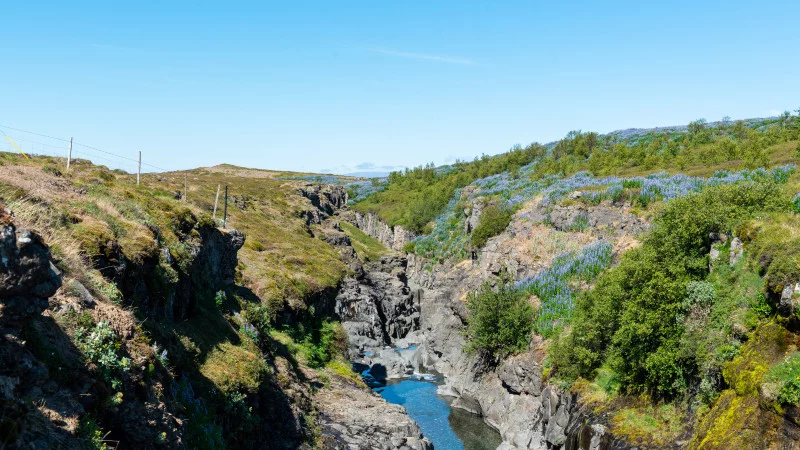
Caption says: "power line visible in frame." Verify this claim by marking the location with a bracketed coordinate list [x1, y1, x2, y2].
[71, 142, 167, 172]
[0, 123, 71, 143]
[0, 124, 169, 172]
[7, 136, 70, 151]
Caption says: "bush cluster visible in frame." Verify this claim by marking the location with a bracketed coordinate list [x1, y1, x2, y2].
[354, 145, 544, 233]
[74, 321, 130, 390]
[464, 276, 535, 359]
[470, 204, 515, 248]
[767, 353, 800, 405]
[552, 181, 787, 397]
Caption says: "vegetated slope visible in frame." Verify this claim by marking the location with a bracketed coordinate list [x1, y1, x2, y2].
[0, 155, 364, 449]
[351, 114, 800, 240]
[348, 112, 800, 448]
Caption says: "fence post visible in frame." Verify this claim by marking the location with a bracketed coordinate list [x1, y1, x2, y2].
[184, 173, 188, 202]
[212, 184, 221, 219]
[67, 137, 73, 171]
[223, 185, 228, 229]
[137, 151, 141, 185]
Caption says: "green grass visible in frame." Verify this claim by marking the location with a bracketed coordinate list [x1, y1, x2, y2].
[766, 352, 800, 405]
[611, 403, 685, 447]
[340, 221, 391, 262]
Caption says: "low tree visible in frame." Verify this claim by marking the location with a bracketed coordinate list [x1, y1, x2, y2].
[464, 276, 535, 359]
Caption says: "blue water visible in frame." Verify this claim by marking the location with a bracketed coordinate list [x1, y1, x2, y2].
[376, 379, 501, 450]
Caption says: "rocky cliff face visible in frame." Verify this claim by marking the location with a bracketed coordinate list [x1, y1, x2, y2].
[298, 184, 348, 225]
[335, 255, 420, 357]
[0, 207, 238, 448]
[349, 211, 415, 251]
[339, 209, 631, 449]
[544, 203, 648, 236]
[0, 220, 62, 325]
[0, 219, 70, 448]
[405, 254, 624, 450]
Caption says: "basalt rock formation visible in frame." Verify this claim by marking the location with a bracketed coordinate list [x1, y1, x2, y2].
[0, 220, 62, 326]
[335, 254, 420, 357]
[349, 211, 415, 252]
[298, 184, 348, 225]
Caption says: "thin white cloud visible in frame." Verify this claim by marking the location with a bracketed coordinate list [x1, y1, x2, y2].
[768, 109, 783, 117]
[369, 47, 478, 66]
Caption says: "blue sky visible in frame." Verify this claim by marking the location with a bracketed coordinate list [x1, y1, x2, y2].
[1, 1, 799, 174]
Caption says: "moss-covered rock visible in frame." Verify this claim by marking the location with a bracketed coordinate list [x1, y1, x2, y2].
[690, 322, 799, 449]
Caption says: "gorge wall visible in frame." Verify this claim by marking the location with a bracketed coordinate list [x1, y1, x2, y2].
[345, 205, 639, 450]
[349, 211, 416, 252]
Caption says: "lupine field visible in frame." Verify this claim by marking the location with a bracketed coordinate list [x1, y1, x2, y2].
[515, 240, 614, 337]
[379, 163, 796, 336]
[408, 164, 796, 262]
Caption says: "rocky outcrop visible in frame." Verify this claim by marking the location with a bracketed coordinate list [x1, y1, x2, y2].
[335, 255, 420, 358]
[404, 252, 624, 450]
[298, 184, 348, 225]
[90, 216, 245, 321]
[0, 219, 62, 325]
[465, 200, 485, 234]
[544, 204, 648, 236]
[316, 374, 432, 450]
[350, 212, 415, 252]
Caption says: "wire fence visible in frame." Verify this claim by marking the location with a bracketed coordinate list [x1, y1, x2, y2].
[0, 123, 168, 174]
[0, 124, 231, 228]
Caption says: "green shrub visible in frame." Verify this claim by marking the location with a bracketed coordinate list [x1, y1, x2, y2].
[684, 281, 715, 310]
[471, 204, 514, 248]
[750, 293, 773, 318]
[214, 290, 227, 310]
[766, 352, 800, 405]
[78, 417, 109, 450]
[244, 303, 271, 336]
[464, 276, 535, 359]
[74, 321, 130, 390]
[567, 213, 589, 232]
[280, 319, 348, 368]
[553, 182, 787, 397]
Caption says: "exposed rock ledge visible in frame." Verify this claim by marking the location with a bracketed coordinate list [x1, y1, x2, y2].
[347, 211, 415, 252]
[316, 373, 432, 450]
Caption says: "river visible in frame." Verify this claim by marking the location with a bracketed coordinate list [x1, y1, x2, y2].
[363, 366, 502, 450]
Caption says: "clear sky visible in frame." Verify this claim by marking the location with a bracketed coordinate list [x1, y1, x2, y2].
[2, 1, 799, 174]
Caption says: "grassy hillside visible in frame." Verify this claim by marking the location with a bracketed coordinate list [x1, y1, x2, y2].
[0, 154, 356, 448]
[143, 164, 349, 315]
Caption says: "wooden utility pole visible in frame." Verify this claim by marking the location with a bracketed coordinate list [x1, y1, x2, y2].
[67, 137, 73, 171]
[212, 184, 221, 220]
[223, 185, 228, 229]
[183, 173, 188, 202]
[137, 151, 141, 185]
